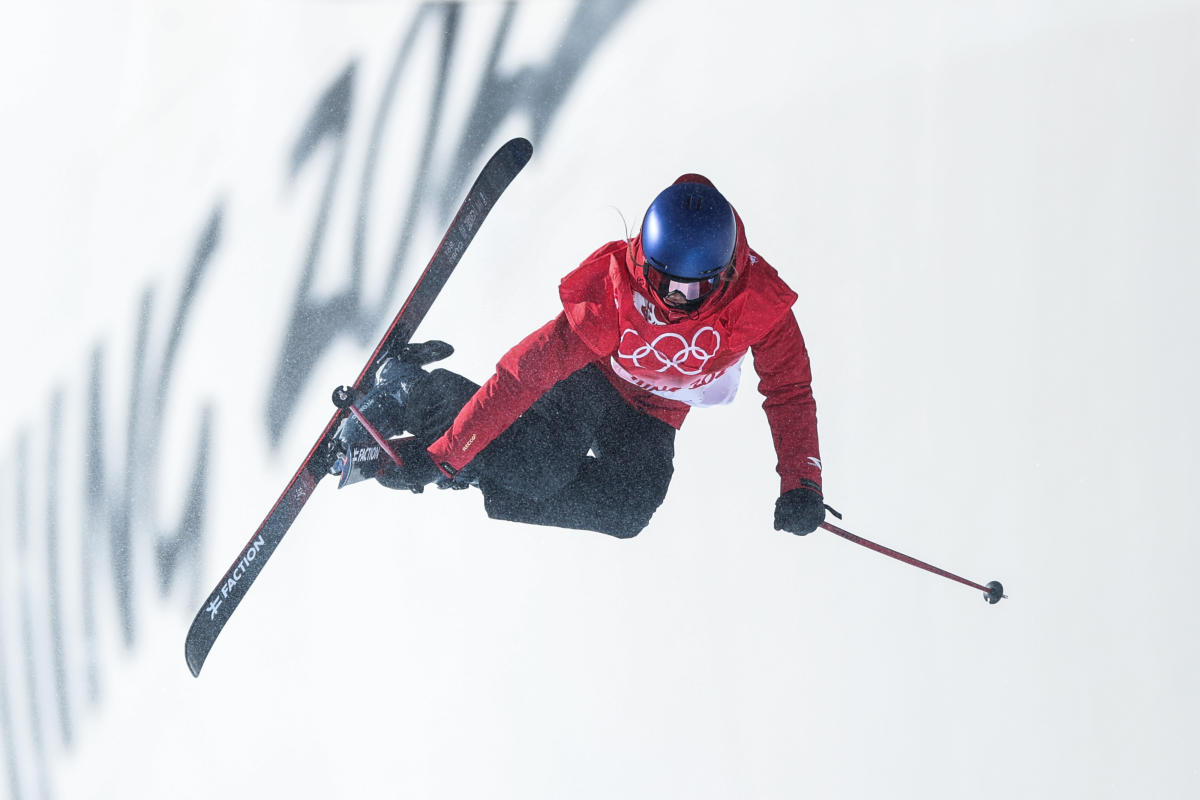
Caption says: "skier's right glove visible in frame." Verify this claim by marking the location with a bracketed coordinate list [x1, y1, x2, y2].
[774, 485, 826, 535]
[376, 438, 444, 494]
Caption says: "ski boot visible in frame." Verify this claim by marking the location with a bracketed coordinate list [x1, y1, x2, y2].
[329, 340, 454, 487]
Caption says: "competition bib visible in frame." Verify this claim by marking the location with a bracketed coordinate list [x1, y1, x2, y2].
[609, 289, 747, 407]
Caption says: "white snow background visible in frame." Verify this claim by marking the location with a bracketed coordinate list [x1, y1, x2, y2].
[2, 1, 1198, 798]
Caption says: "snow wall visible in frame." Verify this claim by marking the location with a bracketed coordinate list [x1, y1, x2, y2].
[3, 2, 1199, 798]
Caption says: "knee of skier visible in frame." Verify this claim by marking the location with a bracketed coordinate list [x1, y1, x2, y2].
[604, 518, 646, 540]
[603, 503, 658, 539]
[606, 473, 671, 539]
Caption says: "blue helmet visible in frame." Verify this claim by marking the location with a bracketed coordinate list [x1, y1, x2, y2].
[641, 180, 737, 281]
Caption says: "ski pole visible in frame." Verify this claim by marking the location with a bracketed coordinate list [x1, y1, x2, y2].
[819, 515, 1006, 604]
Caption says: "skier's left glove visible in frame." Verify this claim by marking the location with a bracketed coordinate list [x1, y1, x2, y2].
[774, 485, 826, 535]
[376, 438, 444, 493]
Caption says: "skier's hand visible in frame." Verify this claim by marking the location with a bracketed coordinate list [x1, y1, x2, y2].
[774, 487, 825, 535]
[377, 438, 443, 493]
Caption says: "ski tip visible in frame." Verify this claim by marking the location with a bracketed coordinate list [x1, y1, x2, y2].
[185, 620, 213, 677]
[185, 645, 205, 678]
[503, 136, 534, 164]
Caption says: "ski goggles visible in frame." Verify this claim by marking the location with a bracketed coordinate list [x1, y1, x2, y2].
[642, 259, 728, 306]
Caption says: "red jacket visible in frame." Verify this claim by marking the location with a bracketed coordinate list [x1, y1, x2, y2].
[427, 198, 822, 495]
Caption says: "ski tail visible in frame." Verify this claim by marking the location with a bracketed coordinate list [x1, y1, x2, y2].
[184, 137, 533, 677]
[184, 463, 322, 676]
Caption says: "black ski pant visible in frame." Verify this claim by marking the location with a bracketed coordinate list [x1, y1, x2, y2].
[406, 364, 675, 539]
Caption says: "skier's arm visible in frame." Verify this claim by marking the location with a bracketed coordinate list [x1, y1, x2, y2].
[750, 310, 822, 495]
[427, 312, 598, 474]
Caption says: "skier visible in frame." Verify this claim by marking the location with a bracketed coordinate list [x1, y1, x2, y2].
[337, 174, 825, 539]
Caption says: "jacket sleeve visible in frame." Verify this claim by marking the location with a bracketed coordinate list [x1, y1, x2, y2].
[750, 309, 822, 495]
[427, 312, 599, 474]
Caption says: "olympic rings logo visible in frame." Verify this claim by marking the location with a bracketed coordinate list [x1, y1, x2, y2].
[616, 327, 722, 375]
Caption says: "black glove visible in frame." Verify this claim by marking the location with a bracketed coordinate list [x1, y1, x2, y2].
[774, 487, 825, 535]
[377, 438, 444, 493]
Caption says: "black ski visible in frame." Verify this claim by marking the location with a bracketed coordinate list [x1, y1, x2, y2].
[185, 137, 533, 677]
